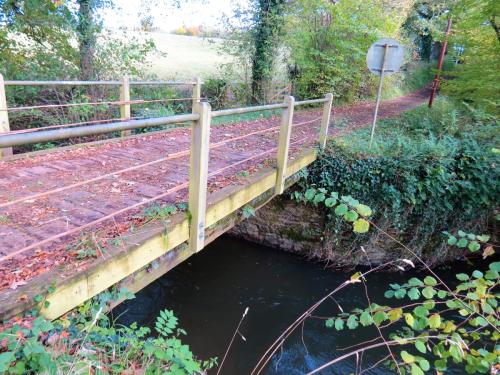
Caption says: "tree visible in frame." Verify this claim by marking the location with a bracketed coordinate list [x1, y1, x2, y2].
[77, 0, 98, 80]
[403, 0, 454, 60]
[0, 0, 155, 81]
[443, 0, 500, 113]
[0, 0, 77, 78]
[284, 0, 406, 100]
[250, 0, 286, 103]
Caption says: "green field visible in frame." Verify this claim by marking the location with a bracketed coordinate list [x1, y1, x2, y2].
[134, 32, 234, 80]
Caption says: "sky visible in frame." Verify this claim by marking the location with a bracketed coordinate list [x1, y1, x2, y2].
[102, 0, 249, 32]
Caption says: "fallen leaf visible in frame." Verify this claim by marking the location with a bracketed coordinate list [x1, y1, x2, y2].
[482, 245, 494, 259]
[10, 280, 27, 290]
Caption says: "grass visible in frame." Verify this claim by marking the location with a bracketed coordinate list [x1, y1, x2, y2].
[130, 31, 234, 80]
[333, 97, 498, 159]
[211, 108, 282, 126]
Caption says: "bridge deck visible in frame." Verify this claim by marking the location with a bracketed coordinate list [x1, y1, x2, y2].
[0, 89, 427, 312]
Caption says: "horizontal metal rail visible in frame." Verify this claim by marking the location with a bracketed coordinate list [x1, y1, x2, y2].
[0, 113, 198, 148]
[4, 97, 194, 112]
[211, 103, 287, 118]
[295, 98, 328, 106]
[4, 80, 196, 86]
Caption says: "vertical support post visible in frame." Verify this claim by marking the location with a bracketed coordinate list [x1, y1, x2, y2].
[275, 95, 295, 195]
[369, 44, 389, 149]
[120, 76, 131, 137]
[188, 101, 211, 253]
[429, 17, 452, 108]
[319, 93, 334, 149]
[192, 77, 202, 113]
[0, 74, 12, 158]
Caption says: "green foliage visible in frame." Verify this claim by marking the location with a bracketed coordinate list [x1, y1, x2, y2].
[242, 205, 257, 219]
[292, 188, 373, 234]
[443, 229, 492, 254]
[202, 78, 228, 110]
[0, 291, 214, 373]
[0, 0, 157, 80]
[325, 240, 499, 374]
[443, 0, 500, 114]
[301, 99, 499, 261]
[142, 204, 179, 222]
[251, 0, 286, 102]
[284, 0, 408, 101]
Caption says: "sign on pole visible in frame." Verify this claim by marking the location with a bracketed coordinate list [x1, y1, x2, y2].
[366, 38, 404, 148]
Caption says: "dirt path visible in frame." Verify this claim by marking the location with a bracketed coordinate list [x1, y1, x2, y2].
[0, 88, 429, 290]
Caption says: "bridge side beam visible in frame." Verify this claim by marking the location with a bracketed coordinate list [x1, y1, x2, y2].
[188, 101, 211, 252]
[275, 95, 295, 194]
[319, 93, 334, 149]
[0, 74, 13, 158]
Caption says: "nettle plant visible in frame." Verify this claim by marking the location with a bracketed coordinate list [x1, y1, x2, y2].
[322, 233, 499, 374]
[291, 187, 373, 234]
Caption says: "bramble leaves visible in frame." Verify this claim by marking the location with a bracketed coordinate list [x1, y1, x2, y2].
[346, 315, 358, 329]
[298, 188, 372, 234]
[444, 230, 491, 254]
[355, 204, 372, 217]
[334, 204, 348, 216]
[353, 219, 370, 233]
[344, 210, 359, 222]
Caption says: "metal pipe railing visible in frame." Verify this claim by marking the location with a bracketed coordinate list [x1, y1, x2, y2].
[0, 113, 198, 148]
[3, 80, 196, 86]
[295, 98, 328, 106]
[0, 93, 333, 150]
[211, 103, 287, 118]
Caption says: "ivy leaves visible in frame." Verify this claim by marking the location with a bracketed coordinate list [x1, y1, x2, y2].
[297, 188, 373, 234]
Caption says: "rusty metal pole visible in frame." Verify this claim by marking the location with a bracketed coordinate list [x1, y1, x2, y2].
[428, 17, 452, 108]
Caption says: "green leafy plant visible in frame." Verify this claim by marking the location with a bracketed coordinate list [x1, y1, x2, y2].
[322, 244, 499, 374]
[292, 188, 373, 233]
[0, 292, 215, 374]
[297, 99, 499, 264]
[242, 205, 256, 219]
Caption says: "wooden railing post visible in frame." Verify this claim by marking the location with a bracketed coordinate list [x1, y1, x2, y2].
[0, 74, 12, 158]
[120, 76, 131, 137]
[319, 93, 334, 149]
[192, 77, 202, 113]
[188, 101, 211, 252]
[275, 95, 295, 195]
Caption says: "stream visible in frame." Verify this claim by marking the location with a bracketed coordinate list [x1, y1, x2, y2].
[115, 235, 477, 374]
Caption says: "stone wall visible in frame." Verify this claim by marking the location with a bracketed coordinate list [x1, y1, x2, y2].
[229, 195, 468, 267]
[229, 195, 327, 257]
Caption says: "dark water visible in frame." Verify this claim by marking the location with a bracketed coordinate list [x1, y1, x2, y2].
[115, 236, 476, 374]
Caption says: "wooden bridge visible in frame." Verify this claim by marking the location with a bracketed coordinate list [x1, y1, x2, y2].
[0, 77, 428, 321]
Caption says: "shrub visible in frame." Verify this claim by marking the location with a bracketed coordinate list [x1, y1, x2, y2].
[0, 289, 215, 374]
[300, 99, 499, 263]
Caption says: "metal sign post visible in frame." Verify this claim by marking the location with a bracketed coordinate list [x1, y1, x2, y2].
[366, 38, 404, 149]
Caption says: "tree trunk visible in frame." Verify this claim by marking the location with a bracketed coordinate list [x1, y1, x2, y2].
[77, 0, 96, 81]
[251, 0, 285, 104]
